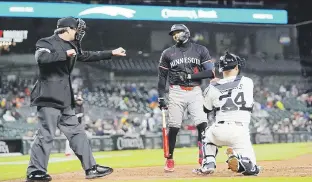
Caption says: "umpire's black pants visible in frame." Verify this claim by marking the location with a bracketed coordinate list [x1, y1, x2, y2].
[27, 107, 96, 175]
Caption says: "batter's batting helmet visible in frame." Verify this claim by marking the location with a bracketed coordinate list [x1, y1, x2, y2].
[169, 24, 190, 43]
[169, 24, 190, 35]
[218, 51, 245, 72]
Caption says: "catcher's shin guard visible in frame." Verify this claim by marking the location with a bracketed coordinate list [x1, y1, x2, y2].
[226, 148, 260, 176]
[193, 141, 218, 175]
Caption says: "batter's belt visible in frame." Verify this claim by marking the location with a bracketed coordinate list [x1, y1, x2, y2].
[170, 85, 198, 91]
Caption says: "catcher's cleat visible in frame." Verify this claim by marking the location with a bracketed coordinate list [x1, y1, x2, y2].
[26, 171, 52, 182]
[192, 162, 216, 175]
[226, 148, 260, 176]
[226, 148, 239, 172]
[85, 165, 113, 179]
[164, 159, 175, 172]
[242, 165, 261, 176]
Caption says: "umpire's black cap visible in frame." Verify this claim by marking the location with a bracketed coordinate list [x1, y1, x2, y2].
[57, 17, 78, 29]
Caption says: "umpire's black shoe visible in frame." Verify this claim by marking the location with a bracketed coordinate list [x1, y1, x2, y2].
[26, 171, 52, 182]
[85, 164, 113, 179]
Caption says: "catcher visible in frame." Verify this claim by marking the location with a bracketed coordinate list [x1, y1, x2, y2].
[193, 52, 260, 176]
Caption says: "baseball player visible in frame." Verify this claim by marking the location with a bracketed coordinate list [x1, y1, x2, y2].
[157, 24, 215, 172]
[193, 52, 260, 176]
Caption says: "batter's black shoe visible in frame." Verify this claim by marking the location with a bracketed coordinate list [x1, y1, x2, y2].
[85, 165, 113, 179]
[26, 171, 52, 182]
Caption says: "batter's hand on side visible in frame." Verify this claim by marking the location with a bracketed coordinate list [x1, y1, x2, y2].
[112, 47, 126, 56]
[66, 49, 77, 57]
[210, 77, 220, 83]
[158, 98, 168, 110]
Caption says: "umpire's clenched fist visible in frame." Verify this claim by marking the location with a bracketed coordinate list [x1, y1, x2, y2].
[66, 49, 77, 57]
[112, 47, 126, 56]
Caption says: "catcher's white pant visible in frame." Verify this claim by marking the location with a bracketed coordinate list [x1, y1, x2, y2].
[203, 121, 256, 165]
[65, 140, 74, 156]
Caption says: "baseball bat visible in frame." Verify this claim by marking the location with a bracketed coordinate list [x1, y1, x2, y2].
[162, 109, 169, 158]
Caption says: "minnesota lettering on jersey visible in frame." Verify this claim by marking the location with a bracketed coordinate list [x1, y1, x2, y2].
[170, 57, 200, 68]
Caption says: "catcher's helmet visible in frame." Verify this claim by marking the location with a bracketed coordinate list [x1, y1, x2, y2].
[218, 51, 245, 72]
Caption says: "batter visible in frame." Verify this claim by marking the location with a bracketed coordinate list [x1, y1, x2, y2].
[157, 24, 215, 172]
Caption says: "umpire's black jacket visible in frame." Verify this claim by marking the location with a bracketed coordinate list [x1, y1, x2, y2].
[31, 34, 112, 109]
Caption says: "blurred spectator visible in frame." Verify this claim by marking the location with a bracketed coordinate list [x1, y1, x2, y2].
[275, 99, 285, 110]
[103, 121, 116, 135]
[0, 119, 3, 129]
[27, 112, 38, 124]
[291, 85, 298, 97]
[95, 127, 104, 136]
[306, 95, 312, 107]
[2, 110, 16, 122]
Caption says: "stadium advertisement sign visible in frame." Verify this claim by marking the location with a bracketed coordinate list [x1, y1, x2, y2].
[114, 135, 145, 150]
[0, 2, 287, 24]
[16, 132, 312, 155]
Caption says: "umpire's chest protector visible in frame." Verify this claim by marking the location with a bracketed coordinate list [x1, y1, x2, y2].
[31, 35, 78, 109]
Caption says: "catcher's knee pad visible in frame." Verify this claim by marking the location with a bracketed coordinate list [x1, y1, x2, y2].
[237, 157, 260, 176]
[202, 142, 218, 165]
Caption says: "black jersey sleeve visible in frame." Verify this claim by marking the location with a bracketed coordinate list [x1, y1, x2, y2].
[200, 46, 212, 64]
[158, 51, 169, 98]
[159, 50, 170, 69]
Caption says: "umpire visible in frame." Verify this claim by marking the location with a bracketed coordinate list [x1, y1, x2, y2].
[26, 17, 126, 181]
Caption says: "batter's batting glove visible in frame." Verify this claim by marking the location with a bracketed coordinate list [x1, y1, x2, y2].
[178, 71, 191, 82]
[158, 98, 168, 110]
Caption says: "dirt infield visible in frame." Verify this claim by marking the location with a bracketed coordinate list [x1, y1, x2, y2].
[51, 154, 312, 181]
[8, 154, 312, 182]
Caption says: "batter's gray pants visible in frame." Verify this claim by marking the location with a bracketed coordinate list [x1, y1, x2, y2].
[27, 107, 96, 175]
[168, 85, 208, 128]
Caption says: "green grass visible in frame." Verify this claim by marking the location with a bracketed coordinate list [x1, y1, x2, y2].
[0, 142, 311, 181]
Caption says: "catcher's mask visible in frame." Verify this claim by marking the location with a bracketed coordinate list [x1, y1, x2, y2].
[218, 51, 245, 73]
[57, 17, 86, 41]
[169, 24, 190, 43]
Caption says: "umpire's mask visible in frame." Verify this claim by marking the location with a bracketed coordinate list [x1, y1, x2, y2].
[56, 17, 86, 41]
[75, 18, 86, 41]
[169, 24, 190, 44]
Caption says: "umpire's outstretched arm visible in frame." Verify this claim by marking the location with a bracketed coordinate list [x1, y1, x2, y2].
[78, 50, 113, 62]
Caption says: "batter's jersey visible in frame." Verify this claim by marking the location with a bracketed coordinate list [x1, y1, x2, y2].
[159, 41, 212, 87]
[203, 75, 254, 123]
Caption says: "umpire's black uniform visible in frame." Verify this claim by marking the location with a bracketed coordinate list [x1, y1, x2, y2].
[27, 17, 114, 181]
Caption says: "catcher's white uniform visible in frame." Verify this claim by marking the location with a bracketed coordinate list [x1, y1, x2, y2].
[200, 75, 258, 175]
